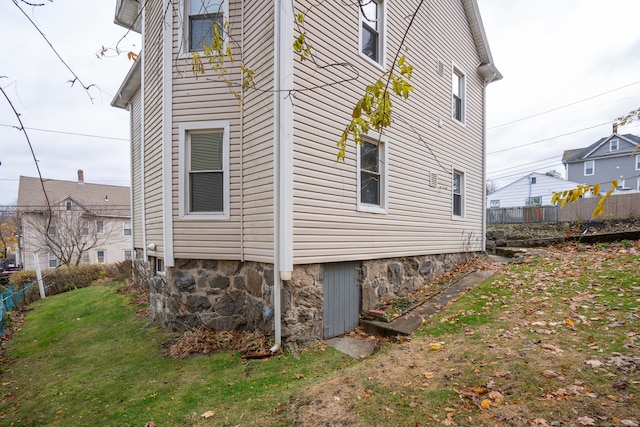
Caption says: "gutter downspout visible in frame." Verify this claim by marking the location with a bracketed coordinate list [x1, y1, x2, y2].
[271, 0, 294, 353]
[140, 8, 148, 261]
[162, 0, 175, 268]
[481, 68, 498, 253]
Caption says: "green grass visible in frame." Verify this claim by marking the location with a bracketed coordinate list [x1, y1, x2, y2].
[0, 283, 356, 426]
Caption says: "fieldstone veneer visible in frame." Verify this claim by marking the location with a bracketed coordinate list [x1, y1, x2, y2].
[147, 252, 470, 348]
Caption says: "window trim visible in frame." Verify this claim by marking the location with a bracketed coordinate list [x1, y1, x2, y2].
[635, 154, 640, 171]
[123, 220, 132, 236]
[81, 252, 90, 265]
[96, 220, 105, 234]
[96, 249, 106, 264]
[489, 200, 500, 208]
[357, 132, 389, 214]
[123, 250, 133, 260]
[178, 0, 229, 58]
[451, 166, 466, 220]
[610, 139, 619, 152]
[178, 121, 230, 220]
[584, 160, 595, 176]
[451, 64, 466, 125]
[358, 0, 386, 69]
[47, 252, 58, 268]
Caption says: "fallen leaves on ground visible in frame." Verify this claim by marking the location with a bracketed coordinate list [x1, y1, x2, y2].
[166, 328, 276, 359]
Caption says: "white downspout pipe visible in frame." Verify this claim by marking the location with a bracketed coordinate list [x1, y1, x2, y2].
[271, 0, 294, 353]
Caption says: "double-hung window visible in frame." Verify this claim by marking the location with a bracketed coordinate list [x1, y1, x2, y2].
[584, 160, 594, 176]
[635, 154, 640, 171]
[188, 0, 225, 52]
[360, 0, 385, 66]
[123, 221, 132, 236]
[97, 250, 106, 264]
[179, 121, 230, 219]
[452, 168, 465, 219]
[357, 134, 388, 214]
[96, 220, 105, 234]
[610, 139, 619, 151]
[48, 252, 58, 269]
[452, 66, 466, 124]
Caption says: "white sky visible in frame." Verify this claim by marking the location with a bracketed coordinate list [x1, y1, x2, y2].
[1, 0, 640, 206]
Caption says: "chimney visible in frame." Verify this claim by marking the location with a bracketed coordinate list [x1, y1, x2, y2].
[77, 169, 84, 184]
[613, 123, 619, 134]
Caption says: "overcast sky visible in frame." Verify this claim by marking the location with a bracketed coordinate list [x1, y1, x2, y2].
[1, 0, 640, 206]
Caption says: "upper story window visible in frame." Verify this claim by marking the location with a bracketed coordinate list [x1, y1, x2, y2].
[188, 0, 225, 52]
[610, 139, 619, 152]
[96, 220, 105, 234]
[179, 121, 230, 220]
[452, 168, 465, 219]
[452, 66, 466, 124]
[530, 177, 537, 184]
[123, 221, 132, 236]
[636, 154, 640, 170]
[66, 201, 72, 210]
[584, 160, 594, 176]
[47, 221, 57, 237]
[360, 0, 385, 66]
[48, 252, 58, 269]
[357, 134, 388, 214]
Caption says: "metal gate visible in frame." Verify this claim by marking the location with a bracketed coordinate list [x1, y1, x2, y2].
[323, 262, 360, 339]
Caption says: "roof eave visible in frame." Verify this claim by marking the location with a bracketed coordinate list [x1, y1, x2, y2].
[111, 56, 142, 109]
[114, 0, 142, 33]
[463, 0, 502, 84]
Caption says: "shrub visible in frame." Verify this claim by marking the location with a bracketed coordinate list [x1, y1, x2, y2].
[8, 262, 134, 301]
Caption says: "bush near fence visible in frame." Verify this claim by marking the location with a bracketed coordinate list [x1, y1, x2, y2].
[8, 262, 133, 304]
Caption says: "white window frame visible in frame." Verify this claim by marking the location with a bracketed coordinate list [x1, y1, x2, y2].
[81, 252, 90, 265]
[357, 132, 389, 214]
[635, 154, 640, 171]
[452, 166, 466, 220]
[610, 139, 619, 152]
[451, 64, 466, 125]
[66, 201, 72, 211]
[489, 200, 500, 208]
[637, 178, 640, 191]
[358, 0, 386, 69]
[96, 249, 106, 264]
[96, 220, 105, 234]
[47, 221, 57, 237]
[526, 196, 542, 206]
[178, 121, 230, 220]
[123, 250, 133, 260]
[123, 221, 132, 236]
[155, 258, 165, 276]
[47, 252, 58, 269]
[178, 0, 229, 57]
[584, 160, 594, 176]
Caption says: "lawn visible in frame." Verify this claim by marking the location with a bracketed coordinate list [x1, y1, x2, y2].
[1, 240, 639, 426]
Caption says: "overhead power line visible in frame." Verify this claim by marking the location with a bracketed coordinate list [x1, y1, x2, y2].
[0, 123, 128, 141]
[488, 80, 640, 130]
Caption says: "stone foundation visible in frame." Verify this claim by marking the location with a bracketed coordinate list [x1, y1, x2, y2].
[145, 252, 472, 348]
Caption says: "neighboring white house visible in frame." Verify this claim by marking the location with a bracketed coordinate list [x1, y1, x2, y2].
[16, 173, 132, 271]
[111, 0, 501, 347]
[487, 172, 583, 209]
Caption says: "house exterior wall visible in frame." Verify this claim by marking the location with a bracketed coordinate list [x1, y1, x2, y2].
[566, 135, 640, 190]
[20, 213, 132, 271]
[131, 87, 144, 251]
[290, 0, 487, 264]
[141, 0, 166, 259]
[487, 174, 583, 208]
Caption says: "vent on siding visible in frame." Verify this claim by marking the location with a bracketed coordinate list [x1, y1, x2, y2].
[430, 172, 437, 187]
[437, 60, 444, 76]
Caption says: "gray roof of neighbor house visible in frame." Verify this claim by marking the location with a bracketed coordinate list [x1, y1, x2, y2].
[17, 174, 131, 217]
[562, 133, 640, 164]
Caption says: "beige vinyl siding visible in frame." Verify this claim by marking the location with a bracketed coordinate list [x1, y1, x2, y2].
[238, 0, 275, 262]
[131, 87, 144, 249]
[169, 0, 251, 260]
[143, 0, 165, 257]
[291, 0, 486, 264]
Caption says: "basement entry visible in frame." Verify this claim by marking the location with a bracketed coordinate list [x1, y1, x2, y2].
[323, 262, 360, 339]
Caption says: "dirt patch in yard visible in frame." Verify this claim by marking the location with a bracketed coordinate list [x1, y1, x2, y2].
[279, 240, 640, 426]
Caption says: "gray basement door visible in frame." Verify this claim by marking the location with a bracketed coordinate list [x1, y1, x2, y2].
[323, 262, 360, 339]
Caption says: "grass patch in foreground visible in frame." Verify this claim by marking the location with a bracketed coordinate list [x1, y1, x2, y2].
[0, 283, 355, 426]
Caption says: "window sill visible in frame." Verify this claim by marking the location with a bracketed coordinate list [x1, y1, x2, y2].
[359, 52, 386, 72]
[179, 212, 230, 221]
[357, 204, 388, 215]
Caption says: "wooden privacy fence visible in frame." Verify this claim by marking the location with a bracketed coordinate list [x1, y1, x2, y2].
[557, 192, 640, 222]
[487, 193, 640, 224]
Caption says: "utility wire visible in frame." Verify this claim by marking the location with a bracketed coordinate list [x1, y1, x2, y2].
[0, 123, 129, 141]
[489, 80, 640, 130]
